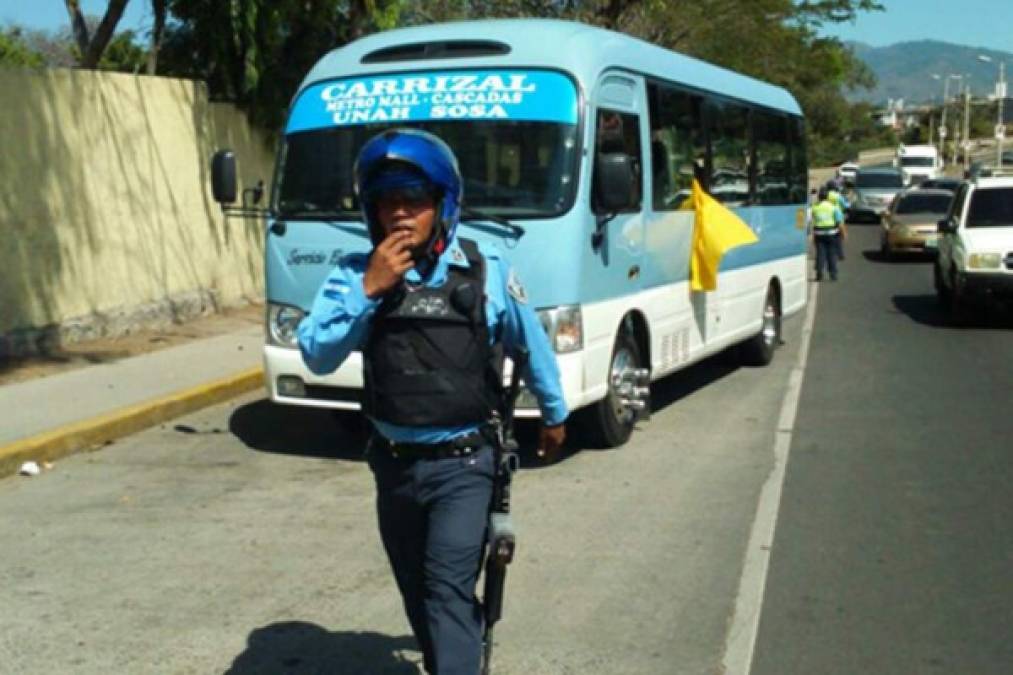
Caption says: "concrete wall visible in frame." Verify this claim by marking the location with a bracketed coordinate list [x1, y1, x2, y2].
[0, 67, 275, 354]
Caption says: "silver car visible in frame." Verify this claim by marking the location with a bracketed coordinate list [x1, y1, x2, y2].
[849, 168, 905, 223]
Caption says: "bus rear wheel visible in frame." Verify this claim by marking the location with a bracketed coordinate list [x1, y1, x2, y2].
[575, 331, 645, 449]
[738, 285, 781, 366]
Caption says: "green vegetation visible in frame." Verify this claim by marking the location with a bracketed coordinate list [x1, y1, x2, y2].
[5, 0, 890, 164]
[0, 28, 46, 68]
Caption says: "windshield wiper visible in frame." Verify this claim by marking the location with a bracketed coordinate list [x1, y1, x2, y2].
[459, 207, 525, 238]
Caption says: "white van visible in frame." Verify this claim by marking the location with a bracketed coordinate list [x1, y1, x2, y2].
[894, 144, 940, 185]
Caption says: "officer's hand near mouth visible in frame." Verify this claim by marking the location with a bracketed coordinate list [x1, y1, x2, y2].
[362, 230, 414, 298]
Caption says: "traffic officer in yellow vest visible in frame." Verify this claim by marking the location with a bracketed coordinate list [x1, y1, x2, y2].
[826, 180, 850, 261]
[811, 186, 846, 281]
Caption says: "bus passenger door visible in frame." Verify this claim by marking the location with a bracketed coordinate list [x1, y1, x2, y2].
[590, 73, 646, 304]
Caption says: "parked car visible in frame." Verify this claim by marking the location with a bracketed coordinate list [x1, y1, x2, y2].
[881, 188, 953, 257]
[836, 161, 859, 186]
[1002, 150, 1013, 166]
[934, 175, 1013, 321]
[918, 177, 961, 192]
[849, 168, 905, 222]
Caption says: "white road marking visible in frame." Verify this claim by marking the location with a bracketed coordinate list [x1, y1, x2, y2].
[721, 280, 820, 675]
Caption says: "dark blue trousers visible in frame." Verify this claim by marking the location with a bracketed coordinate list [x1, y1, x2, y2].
[814, 233, 839, 280]
[368, 443, 495, 675]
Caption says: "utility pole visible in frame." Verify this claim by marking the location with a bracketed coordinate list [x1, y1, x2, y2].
[963, 83, 972, 171]
[940, 76, 951, 165]
[998, 61, 1006, 167]
[946, 75, 964, 168]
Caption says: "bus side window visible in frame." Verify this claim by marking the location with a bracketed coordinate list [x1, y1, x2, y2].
[708, 100, 751, 207]
[754, 111, 791, 206]
[593, 108, 642, 213]
[647, 82, 705, 211]
[788, 117, 807, 204]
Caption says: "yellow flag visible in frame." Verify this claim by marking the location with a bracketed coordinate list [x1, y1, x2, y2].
[689, 178, 758, 292]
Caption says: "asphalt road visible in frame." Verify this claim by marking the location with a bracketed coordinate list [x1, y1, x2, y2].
[0, 310, 807, 674]
[4, 223, 1009, 674]
[751, 223, 1013, 673]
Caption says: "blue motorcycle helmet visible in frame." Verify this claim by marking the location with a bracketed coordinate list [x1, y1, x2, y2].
[354, 128, 463, 256]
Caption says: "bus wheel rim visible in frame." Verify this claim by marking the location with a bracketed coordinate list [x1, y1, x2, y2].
[761, 300, 778, 346]
[609, 347, 636, 422]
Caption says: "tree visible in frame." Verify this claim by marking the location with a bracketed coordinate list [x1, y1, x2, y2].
[0, 27, 46, 68]
[65, 0, 130, 68]
[99, 30, 148, 73]
[160, 0, 405, 129]
[156, 0, 887, 161]
[147, 0, 168, 75]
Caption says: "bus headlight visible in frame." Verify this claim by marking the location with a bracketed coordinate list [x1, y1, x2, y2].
[968, 252, 1002, 270]
[267, 303, 306, 348]
[536, 305, 583, 353]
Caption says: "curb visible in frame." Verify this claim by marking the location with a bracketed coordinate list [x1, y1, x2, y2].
[0, 367, 264, 479]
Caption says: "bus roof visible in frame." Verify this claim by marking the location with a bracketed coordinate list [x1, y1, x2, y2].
[298, 18, 803, 117]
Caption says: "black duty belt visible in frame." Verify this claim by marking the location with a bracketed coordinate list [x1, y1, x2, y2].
[371, 430, 489, 459]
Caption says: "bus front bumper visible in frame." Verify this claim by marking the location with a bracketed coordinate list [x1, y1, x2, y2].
[263, 345, 587, 419]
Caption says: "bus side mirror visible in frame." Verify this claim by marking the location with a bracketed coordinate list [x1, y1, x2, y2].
[937, 218, 954, 234]
[595, 152, 635, 212]
[211, 150, 238, 204]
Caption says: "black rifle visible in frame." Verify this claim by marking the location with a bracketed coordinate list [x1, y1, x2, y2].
[481, 347, 528, 675]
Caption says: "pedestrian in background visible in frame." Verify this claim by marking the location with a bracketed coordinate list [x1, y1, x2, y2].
[811, 185, 845, 281]
[297, 128, 568, 674]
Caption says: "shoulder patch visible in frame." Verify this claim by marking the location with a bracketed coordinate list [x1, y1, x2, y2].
[506, 268, 528, 304]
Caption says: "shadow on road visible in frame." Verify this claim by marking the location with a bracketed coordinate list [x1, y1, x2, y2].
[229, 400, 369, 461]
[228, 351, 742, 468]
[225, 621, 419, 675]
[228, 399, 554, 467]
[650, 350, 740, 413]
[862, 249, 934, 264]
[892, 294, 1013, 329]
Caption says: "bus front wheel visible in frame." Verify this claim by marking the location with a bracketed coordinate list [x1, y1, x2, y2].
[575, 331, 644, 449]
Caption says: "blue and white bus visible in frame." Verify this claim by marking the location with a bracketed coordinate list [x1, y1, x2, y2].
[214, 19, 808, 448]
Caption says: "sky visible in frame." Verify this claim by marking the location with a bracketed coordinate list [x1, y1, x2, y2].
[0, 1, 152, 35]
[1, 0, 1012, 54]
[821, 0, 1013, 53]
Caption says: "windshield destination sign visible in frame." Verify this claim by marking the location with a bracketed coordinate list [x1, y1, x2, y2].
[286, 69, 578, 133]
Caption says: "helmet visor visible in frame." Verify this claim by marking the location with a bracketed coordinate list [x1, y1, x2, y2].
[360, 166, 437, 204]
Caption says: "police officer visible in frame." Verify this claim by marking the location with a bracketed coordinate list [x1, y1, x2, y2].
[826, 179, 850, 261]
[297, 128, 568, 674]
[811, 185, 845, 281]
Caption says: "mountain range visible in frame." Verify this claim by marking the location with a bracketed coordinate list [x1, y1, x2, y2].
[845, 40, 1013, 106]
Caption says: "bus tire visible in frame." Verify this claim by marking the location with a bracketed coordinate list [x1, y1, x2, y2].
[738, 285, 781, 367]
[574, 331, 642, 449]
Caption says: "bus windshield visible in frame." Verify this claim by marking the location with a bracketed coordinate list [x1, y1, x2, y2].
[277, 121, 579, 219]
[275, 68, 580, 220]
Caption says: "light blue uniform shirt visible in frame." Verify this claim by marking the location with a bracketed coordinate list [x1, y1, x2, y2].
[297, 235, 568, 443]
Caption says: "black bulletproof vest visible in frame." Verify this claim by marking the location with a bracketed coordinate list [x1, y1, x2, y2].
[362, 238, 504, 427]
